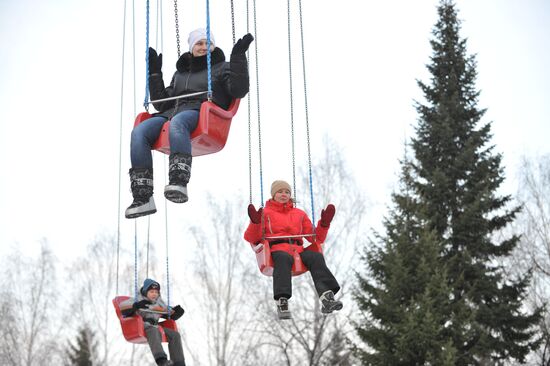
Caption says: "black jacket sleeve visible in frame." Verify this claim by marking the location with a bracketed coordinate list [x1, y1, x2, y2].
[149, 72, 176, 112]
[227, 52, 250, 98]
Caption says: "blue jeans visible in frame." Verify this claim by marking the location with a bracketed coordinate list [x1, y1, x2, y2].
[130, 110, 200, 168]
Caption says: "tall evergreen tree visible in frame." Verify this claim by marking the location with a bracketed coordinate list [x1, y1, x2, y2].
[353, 1, 542, 365]
[65, 326, 95, 366]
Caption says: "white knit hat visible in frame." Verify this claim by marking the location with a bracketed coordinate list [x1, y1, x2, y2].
[188, 28, 215, 52]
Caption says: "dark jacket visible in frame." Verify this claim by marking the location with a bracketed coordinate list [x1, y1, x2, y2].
[149, 47, 249, 118]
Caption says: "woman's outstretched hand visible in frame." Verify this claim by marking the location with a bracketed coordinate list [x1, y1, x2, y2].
[232, 33, 254, 55]
[320, 204, 336, 227]
[248, 203, 263, 224]
[148, 47, 163, 74]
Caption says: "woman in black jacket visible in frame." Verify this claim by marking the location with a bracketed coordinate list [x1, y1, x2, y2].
[126, 28, 253, 219]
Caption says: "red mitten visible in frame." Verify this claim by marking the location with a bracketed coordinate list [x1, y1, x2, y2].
[320, 204, 336, 227]
[247, 204, 263, 224]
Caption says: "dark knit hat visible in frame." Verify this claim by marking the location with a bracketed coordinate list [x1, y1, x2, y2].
[140, 278, 160, 296]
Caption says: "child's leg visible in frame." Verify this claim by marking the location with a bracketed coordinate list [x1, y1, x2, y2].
[164, 328, 186, 366]
[144, 324, 168, 363]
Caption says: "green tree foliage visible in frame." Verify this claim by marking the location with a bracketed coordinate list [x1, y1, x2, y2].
[65, 326, 95, 366]
[353, 1, 542, 364]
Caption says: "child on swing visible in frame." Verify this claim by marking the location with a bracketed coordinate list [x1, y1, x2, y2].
[244, 180, 343, 319]
[120, 278, 186, 366]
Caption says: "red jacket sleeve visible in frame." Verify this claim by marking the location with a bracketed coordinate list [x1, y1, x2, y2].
[244, 222, 262, 244]
[301, 211, 330, 244]
[314, 220, 329, 244]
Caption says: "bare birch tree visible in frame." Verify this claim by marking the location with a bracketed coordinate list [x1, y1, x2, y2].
[511, 154, 550, 365]
[0, 241, 62, 366]
[184, 195, 275, 366]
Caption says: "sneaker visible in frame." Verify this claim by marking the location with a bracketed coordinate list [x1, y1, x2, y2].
[277, 297, 292, 320]
[164, 184, 188, 203]
[320, 291, 343, 314]
[125, 197, 157, 218]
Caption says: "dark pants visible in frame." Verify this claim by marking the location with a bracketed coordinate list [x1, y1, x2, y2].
[272, 250, 340, 300]
[144, 323, 186, 365]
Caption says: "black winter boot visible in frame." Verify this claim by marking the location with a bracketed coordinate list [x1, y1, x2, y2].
[125, 168, 156, 219]
[320, 290, 343, 314]
[164, 153, 192, 203]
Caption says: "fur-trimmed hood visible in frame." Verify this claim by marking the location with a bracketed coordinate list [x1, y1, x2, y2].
[176, 47, 226, 73]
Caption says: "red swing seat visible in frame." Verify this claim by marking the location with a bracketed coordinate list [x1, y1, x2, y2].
[251, 238, 323, 277]
[112, 296, 178, 344]
[134, 99, 240, 157]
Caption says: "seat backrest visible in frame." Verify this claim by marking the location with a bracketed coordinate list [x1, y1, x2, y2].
[112, 296, 148, 344]
[255, 239, 323, 277]
[190, 99, 240, 156]
[132, 99, 240, 157]
[112, 295, 130, 319]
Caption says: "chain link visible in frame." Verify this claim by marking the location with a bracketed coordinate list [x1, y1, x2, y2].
[174, 0, 181, 58]
[252, 0, 264, 205]
[298, 0, 315, 223]
[286, 0, 297, 199]
[230, 0, 236, 44]
[246, 0, 252, 204]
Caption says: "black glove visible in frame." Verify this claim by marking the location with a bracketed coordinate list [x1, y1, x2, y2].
[248, 204, 263, 224]
[231, 33, 254, 55]
[171, 305, 185, 320]
[133, 299, 152, 310]
[148, 47, 163, 75]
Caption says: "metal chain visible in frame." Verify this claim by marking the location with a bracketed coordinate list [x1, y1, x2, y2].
[116, 0, 128, 296]
[286, 0, 297, 199]
[252, 0, 264, 205]
[206, 0, 213, 100]
[144, 0, 150, 112]
[146, 217, 151, 277]
[246, 0, 252, 204]
[298, 0, 315, 223]
[174, 0, 181, 58]
[165, 205, 171, 317]
[134, 221, 138, 300]
[230, 0, 236, 44]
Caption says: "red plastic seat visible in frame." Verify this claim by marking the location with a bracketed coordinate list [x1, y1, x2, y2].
[252, 239, 323, 277]
[134, 99, 240, 157]
[112, 296, 178, 344]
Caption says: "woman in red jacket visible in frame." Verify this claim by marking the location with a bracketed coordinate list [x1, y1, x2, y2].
[244, 180, 342, 319]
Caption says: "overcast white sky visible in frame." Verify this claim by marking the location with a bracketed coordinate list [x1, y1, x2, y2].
[1, 0, 549, 265]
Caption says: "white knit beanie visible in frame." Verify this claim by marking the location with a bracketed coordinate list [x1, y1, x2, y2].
[188, 28, 215, 52]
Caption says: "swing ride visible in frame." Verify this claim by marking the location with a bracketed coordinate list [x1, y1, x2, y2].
[114, 0, 328, 344]
[244, 0, 321, 277]
[113, 296, 178, 344]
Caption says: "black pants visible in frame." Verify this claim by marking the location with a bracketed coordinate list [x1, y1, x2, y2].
[272, 250, 340, 300]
